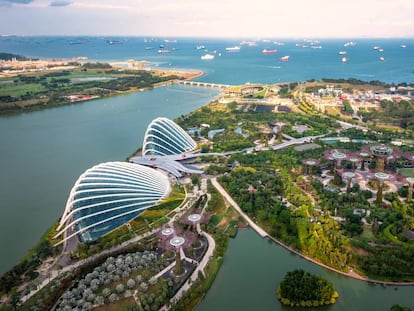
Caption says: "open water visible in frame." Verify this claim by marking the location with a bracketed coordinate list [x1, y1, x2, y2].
[1, 36, 414, 84]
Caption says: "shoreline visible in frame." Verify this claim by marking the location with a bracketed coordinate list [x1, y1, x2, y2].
[265, 234, 414, 287]
[0, 65, 206, 117]
[213, 178, 414, 286]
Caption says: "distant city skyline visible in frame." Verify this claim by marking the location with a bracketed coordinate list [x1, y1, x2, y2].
[0, 0, 413, 38]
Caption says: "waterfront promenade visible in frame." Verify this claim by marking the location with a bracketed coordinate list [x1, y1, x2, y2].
[211, 177, 268, 238]
[210, 177, 414, 287]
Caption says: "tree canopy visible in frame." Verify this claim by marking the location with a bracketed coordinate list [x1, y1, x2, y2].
[277, 269, 339, 307]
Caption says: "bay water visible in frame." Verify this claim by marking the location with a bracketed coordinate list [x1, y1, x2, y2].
[197, 229, 414, 311]
[0, 85, 219, 274]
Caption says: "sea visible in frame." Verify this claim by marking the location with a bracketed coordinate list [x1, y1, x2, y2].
[1, 36, 414, 84]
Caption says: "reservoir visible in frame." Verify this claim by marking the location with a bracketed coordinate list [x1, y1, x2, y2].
[197, 229, 414, 311]
[0, 85, 219, 274]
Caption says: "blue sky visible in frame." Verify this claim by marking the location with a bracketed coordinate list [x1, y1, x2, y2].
[0, 0, 413, 38]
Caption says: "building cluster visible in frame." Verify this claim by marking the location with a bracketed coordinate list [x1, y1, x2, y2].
[0, 58, 83, 76]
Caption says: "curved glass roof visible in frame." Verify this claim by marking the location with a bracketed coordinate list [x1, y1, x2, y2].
[142, 117, 197, 156]
[55, 162, 171, 243]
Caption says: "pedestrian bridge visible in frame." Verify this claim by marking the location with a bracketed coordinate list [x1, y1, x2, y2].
[177, 80, 231, 89]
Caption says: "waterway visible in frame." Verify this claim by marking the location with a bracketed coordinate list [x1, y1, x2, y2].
[197, 229, 414, 311]
[0, 85, 219, 274]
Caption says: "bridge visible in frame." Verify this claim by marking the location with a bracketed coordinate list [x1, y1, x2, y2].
[177, 80, 232, 89]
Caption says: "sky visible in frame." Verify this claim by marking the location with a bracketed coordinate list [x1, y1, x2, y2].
[0, 0, 413, 38]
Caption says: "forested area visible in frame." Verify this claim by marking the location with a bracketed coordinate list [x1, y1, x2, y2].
[359, 99, 414, 130]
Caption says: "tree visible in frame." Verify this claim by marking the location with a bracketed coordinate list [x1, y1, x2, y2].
[390, 304, 411, 311]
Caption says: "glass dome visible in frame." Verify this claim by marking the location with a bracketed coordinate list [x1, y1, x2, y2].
[55, 162, 170, 243]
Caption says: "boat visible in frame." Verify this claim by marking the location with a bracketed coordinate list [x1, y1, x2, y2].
[69, 40, 87, 45]
[262, 49, 277, 55]
[201, 54, 215, 60]
[279, 55, 290, 61]
[144, 46, 155, 50]
[196, 45, 205, 50]
[373, 46, 381, 51]
[273, 41, 285, 46]
[339, 51, 347, 55]
[400, 44, 407, 48]
[342, 57, 349, 63]
[380, 57, 385, 62]
[344, 41, 356, 47]
[225, 46, 240, 52]
[240, 41, 257, 46]
[107, 40, 122, 45]
[157, 49, 170, 54]
[164, 39, 177, 43]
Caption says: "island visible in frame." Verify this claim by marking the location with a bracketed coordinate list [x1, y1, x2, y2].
[1, 66, 414, 311]
[277, 269, 339, 307]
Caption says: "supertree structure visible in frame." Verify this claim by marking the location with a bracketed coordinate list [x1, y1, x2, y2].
[368, 171, 399, 205]
[157, 226, 196, 276]
[324, 150, 348, 185]
[180, 210, 210, 233]
[358, 152, 370, 171]
[406, 177, 414, 203]
[361, 144, 400, 172]
[347, 153, 362, 171]
[302, 159, 320, 179]
[274, 122, 286, 143]
[169, 236, 186, 275]
[342, 171, 356, 193]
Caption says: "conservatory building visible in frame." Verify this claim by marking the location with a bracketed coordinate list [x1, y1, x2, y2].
[142, 117, 197, 156]
[54, 162, 171, 244]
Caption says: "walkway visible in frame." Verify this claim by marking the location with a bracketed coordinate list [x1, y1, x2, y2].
[211, 177, 268, 238]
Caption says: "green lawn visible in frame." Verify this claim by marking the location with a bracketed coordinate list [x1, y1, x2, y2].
[0, 82, 45, 96]
[397, 168, 414, 177]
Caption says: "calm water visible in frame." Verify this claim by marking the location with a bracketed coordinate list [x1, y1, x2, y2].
[197, 229, 414, 311]
[0, 85, 219, 274]
[1, 36, 414, 84]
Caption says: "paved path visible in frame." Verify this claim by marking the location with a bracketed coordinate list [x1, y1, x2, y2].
[211, 177, 268, 238]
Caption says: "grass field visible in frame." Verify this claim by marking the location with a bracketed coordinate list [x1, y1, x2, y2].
[397, 168, 414, 177]
[325, 106, 341, 115]
[0, 82, 45, 96]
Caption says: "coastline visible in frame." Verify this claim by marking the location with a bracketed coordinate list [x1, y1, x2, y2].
[212, 177, 414, 287]
[0, 65, 206, 116]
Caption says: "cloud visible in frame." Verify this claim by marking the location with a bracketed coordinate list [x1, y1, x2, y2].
[49, 0, 71, 6]
[0, 0, 33, 6]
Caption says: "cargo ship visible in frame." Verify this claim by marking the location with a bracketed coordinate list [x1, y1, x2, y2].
[262, 49, 277, 55]
[201, 54, 215, 60]
[225, 46, 240, 52]
[278, 55, 290, 61]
